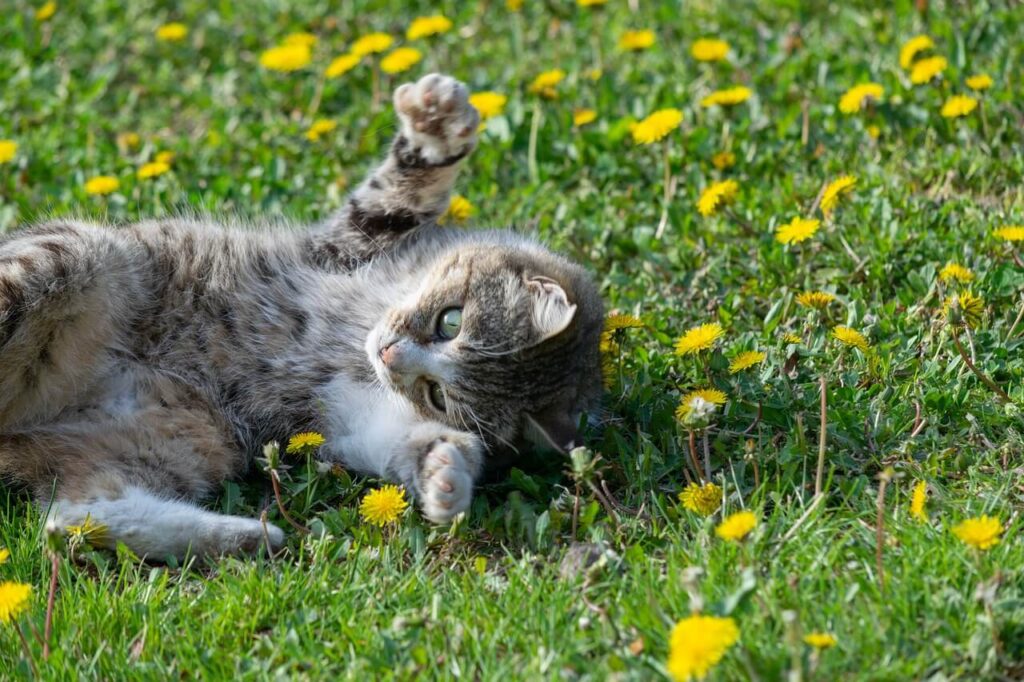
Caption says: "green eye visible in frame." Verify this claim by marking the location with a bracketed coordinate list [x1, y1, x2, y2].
[427, 381, 447, 412]
[437, 307, 463, 340]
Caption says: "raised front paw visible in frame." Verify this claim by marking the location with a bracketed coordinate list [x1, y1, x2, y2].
[418, 439, 475, 523]
[393, 73, 479, 166]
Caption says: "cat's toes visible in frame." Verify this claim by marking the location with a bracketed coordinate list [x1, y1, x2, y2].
[393, 73, 479, 165]
[211, 517, 285, 556]
[418, 440, 474, 523]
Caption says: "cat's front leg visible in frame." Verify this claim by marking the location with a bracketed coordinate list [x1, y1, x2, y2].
[311, 73, 480, 266]
[402, 425, 483, 523]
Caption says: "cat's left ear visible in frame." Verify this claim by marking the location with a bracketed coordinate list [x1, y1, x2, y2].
[526, 275, 577, 343]
[524, 410, 580, 454]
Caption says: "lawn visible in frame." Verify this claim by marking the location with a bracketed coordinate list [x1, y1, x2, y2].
[1, 0, 1023, 679]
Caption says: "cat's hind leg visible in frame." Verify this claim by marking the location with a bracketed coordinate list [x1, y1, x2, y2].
[47, 482, 284, 559]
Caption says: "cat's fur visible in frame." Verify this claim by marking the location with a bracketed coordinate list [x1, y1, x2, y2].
[0, 74, 604, 558]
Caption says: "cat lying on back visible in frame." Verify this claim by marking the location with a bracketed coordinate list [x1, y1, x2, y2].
[0, 74, 604, 558]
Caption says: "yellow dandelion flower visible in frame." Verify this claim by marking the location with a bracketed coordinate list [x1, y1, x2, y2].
[282, 32, 317, 48]
[952, 516, 1003, 550]
[697, 179, 739, 217]
[711, 151, 735, 170]
[965, 74, 993, 91]
[406, 15, 452, 40]
[941, 95, 977, 118]
[676, 388, 728, 421]
[577, 0, 608, 6]
[820, 175, 857, 217]
[84, 175, 120, 195]
[305, 118, 337, 142]
[618, 29, 656, 51]
[729, 350, 765, 374]
[326, 53, 360, 79]
[0, 582, 32, 624]
[838, 83, 884, 114]
[782, 332, 802, 344]
[116, 131, 140, 149]
[832, 325, 870, 351]
[715, 510, 757, 541]
[867, 125, 881, 139]
[528, 69, 566, 98]
[573, 108, 597, 127]
[35, 1, 57, 22]
[804, 633, 838, 649]
[943, 291, 984, 328]
[66, 515, 109, 546]
[380, 47, 422, 75]
[155, 22, 188, 42]
[350, 33, 394, 58]
[667, 614, 739, 682]
[701, 86, 752, 108]
[359, 484, 409, 526]
[604, 314, 644, 331]
[0, 548, 8, 564]
[899, 35, 934, 69]
[691, 38, 730, 62]
[631, 108, 683, 144]
[939, 263, 974, 283]
[775, 216, 820, 245]
[796, 291, 836, 309]
[910, 55, 947, 84]
[154, 151, 175, 164]
[506, 0, 523, 11]
[675, 323, 724, 356]
[259, 44, 311, 72]
[469, 92, 507, 120]
[137, 161, 170, 180]
[678, 482, 722, 516]
[0, 140, 18, 164]
[440, 195, 474, 225]
[993, 225, 1024, 242]
[910, 481, 928, 522]
[286, 431, 326, 454]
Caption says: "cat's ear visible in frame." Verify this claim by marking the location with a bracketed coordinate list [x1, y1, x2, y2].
[524, 410, 580, 454]
[526, 275, 577, 343]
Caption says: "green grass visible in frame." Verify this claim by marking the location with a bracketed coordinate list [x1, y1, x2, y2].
[2, 0, 1023, 679]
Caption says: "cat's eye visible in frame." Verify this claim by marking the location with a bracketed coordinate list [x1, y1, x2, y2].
[437, 307, 463, 340]
[426, 381, 447, 412]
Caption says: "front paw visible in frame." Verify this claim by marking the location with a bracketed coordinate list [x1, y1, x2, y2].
[393, 73, 479, 165]
[418, 440, 474, 523]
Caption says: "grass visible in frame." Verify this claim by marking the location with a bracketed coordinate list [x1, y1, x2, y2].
[2, 0, 1023, 679]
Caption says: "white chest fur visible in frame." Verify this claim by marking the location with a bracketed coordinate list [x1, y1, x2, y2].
[319, 374, 419, 477]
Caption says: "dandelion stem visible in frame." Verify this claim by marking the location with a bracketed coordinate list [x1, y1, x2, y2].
[815, 375, 827, 498]
[702, 430, 712, 482]
[269, 469, 310, 535]
[528, 98, 542, 184]
[875, 471, 891, 594]
[307, 76, 325, 118]
[1005, 294, 1024, 341]
[687, 430, 704, 483]
[655, 138, 672, 239]
[950, 329, 1012, 403]
[43, 551, 59, 659]
[16, 623, 38, 677]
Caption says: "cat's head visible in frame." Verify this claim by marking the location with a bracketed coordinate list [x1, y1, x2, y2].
[366, 235, 604, 457]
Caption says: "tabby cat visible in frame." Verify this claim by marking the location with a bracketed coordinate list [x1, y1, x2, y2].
[0, 74, 604, 558]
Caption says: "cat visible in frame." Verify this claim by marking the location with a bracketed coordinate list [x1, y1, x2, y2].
[0, 74, 604, 559]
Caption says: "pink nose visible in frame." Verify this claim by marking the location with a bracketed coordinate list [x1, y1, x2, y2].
[380, 343, 397, 366]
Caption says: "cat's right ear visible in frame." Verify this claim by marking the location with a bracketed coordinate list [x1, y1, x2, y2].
[526, 275, 577, 343]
